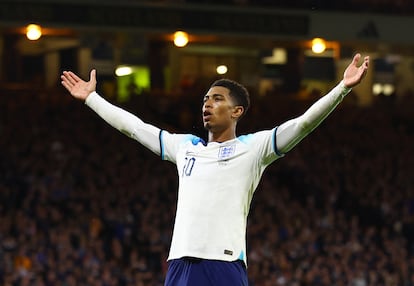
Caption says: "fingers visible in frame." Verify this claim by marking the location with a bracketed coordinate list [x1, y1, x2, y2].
[61, 72, 74, 91]
[343, 53, 369, 88]
[363, 56, 370, 69]
[357, 56, 369, 78]
[351, 53, 370, 72]
[356, 55, 369, 82]
[61, 71, 74, 89]
[61, 80, 71, 92]
[62, 71, 80, 86]
[67, 71, 82, 83]
[352, 53, 361, 66]
[352, 54, 369, 74]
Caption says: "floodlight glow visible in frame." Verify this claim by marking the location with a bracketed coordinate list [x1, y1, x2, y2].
[115, 66, 133, 77]
[311, 38, 326, 54]
[216, 65, 228, 75]
[174, 31, 189, 47]
[26, 24, 42, 40]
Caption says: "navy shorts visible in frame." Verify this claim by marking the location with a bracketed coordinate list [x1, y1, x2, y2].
[164, 257, 248, 286]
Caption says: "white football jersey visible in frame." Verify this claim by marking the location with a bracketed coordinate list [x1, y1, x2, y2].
[161, 129, 283, 265]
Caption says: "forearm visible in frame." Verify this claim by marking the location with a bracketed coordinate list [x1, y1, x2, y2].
[85, 92, 161, 154]
[276, 81, 351, 153]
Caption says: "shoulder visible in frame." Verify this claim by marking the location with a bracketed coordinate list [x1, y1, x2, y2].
[161, 131, 206, 146]
[237, 128, 277, 144]
[237, 128, 283, 160]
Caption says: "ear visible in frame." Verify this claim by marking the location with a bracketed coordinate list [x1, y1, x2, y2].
[231, 106, 244, 120]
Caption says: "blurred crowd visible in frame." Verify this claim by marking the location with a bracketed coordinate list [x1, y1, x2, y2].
[1, 86, 414, 286]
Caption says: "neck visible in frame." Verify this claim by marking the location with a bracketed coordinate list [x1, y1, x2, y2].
[208, 127, 237, 143]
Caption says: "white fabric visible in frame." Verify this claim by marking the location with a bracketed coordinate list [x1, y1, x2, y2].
[85, 92, 161, 154]
[161, 130, 280, 265]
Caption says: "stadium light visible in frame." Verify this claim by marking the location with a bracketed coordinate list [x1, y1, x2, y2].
[174, 31, 189, 47]
[216, 65, 228, 75]
[115, 66, 133, 77]
[311, 38, 326, 54]
[26, 24, 42, 41]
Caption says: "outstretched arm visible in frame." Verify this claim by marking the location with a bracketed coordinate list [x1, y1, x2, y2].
[61, 70, 162, 155]
[276, 53, 369, 154]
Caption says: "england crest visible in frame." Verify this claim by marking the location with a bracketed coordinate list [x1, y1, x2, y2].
[218, 145, 236, 160]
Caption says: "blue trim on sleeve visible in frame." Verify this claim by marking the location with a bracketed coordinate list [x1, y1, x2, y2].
[159, 130, 165, 160]
[273, 127, 284, 157]
[191, 135, 206, 146]
[238, 134, 253, 143]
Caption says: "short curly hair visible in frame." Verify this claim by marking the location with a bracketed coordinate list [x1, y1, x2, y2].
[210, 79, 250, 118]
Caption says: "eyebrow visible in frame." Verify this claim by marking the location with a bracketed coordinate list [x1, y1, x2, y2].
[203, 93, 225, 100]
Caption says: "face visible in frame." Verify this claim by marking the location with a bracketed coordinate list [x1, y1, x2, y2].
[202, 86, 239, 132]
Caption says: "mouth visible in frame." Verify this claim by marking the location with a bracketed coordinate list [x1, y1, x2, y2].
[203, 110, 212, 122]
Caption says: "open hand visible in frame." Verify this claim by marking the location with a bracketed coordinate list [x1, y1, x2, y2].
[61, 69, 97, 101]
[343, 53, 369, 88]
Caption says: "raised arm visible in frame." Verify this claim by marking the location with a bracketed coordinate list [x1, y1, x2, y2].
[276, 53, 369, 154]
[61, 70, 162, 155]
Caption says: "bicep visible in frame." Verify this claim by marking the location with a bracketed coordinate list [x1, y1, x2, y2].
[275, 117, 306, 154]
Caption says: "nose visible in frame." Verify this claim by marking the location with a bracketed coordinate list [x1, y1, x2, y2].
[203, 98, 212, 109]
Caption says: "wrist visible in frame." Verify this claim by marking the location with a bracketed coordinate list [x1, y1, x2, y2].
[341, 80, 352, 91]
[85, 91, 98, 105]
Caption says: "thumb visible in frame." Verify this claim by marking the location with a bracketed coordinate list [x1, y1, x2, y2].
[90, 69, 97, 84]
[352, 53, 361, 66]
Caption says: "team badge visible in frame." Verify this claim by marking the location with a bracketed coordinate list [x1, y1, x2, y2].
[218, 145, 236, 160]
